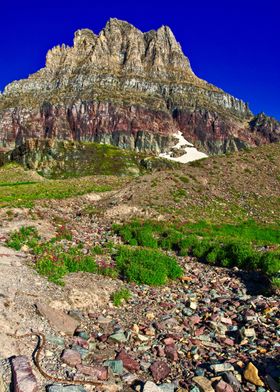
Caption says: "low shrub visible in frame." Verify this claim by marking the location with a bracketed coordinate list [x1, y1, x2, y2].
[259, 252, 280, 276]
[115, 246, 183, 286]
[7, 226, 40, 250]
[111, 288, 131, 306]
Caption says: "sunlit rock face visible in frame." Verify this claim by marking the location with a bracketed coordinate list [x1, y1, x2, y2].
[0, 18, 279, 155]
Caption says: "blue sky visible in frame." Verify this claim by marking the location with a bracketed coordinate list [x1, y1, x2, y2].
[1, 0, 279, 119]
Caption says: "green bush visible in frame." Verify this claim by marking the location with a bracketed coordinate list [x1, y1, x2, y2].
[115, 246, 183, 286]
[7, 226, 40, 250]
[260, 252, 280, 276]
[114, 220, 280, 285]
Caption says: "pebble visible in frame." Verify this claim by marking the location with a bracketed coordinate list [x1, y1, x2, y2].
[150, 361, 171, 382]
[11, 356, 38, 392]
[143, 381, 162, 392]
[76, 364, 108, 380]
[103, 360, 124, 375]
[36, 302, 79, 335]
[215, 380, 234, 392]
[115, 349, 140, 371]
[61, 349, 81, 367]
[243, 363, 264, 387]
[222, 372, 242, 392]
[47, 385, 86, 392]
[193, 376, 215, 392]
[211, 364, 234, 374]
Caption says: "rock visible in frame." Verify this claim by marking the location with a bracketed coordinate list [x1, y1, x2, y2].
[76, 331, 89, 340]
[211, 364, 234, 374]
[240, 327, 256, 340]
[61, 349, 81, 367]
[164, 344, 178, 361]
[243, 363, 264, 387]
[71, 344, 89, 359]
[36, 302, 79, 335]
[159, 383, 176, 392]
[143, 381, 162, 392]
[20, 245, 29, 252]
[46, 335, 65, 346]
[116, 349, 140, 372]
[215, 380, 234, 392]
[47, 386, 86, 392]
[264, 375, 280, 392]
[11, 356, 38, 392]
[76, 364, 108, 380]
[103, 360, 124, 375]
[222, 373, 242, 392]
[109, 332, 127, 343]
[193, 376, 215, 392]
[150, 361, 171, 382]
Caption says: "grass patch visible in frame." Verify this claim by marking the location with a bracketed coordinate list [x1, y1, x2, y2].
[7, 226, 41, 250]
[115, 246, 183, 286]
[0, 173, 123, 208]
[113, 220, 280, 285]
[6, 225, 183, 287]
[111, 288, 131, 307]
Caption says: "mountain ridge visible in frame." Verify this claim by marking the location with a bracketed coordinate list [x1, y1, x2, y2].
[0, 18, 279, 155]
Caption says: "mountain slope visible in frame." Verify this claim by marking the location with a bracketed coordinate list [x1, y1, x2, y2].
[0, 18, 279, 155]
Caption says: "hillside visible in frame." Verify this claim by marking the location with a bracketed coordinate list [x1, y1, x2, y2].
[0, 142, 279, 392]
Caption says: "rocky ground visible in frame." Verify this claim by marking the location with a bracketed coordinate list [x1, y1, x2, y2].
[0, 195, 279, 392]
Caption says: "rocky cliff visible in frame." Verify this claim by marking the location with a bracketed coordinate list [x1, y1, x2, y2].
[0, 18, 279, 155]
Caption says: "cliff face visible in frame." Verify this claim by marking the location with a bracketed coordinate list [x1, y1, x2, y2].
[0, 18, 279, 155]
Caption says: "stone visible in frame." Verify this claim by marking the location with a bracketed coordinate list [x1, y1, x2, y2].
[143, 381, 162, 392]
[47, 386, 86, 392]
[11, 356, 38, 392]
[223, 373, 242, 392]
[116, 349, 140, 372]
[77, 331, 89, 340]
[36, 302, 79, 335]
[211, 364, 234, 374]
[76, 364, 108, 380]
[61, 349, 81, 367]
[243, 363, 264, 387]
[103, 360, 124, 375]
[215, 380, 234, 392]
[164, 345, 178, 361]
[159, 383, 176, 392]
[46, 335, 65, 346]
[193, 376, 215, 392]
[71, 344, 89, 359]
[150, 361, 171, 382]
[109, 332, 127, 343]
[240, 327, 256, 340]
[265, 375, 280, 392]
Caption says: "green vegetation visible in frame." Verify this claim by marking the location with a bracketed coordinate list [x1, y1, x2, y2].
[6, 225, 183, 286]
[115, 246, 183, 286]
[7, 226, 41, 250]
[113, 220, 280, 284]
[111, 288, 131, 307]
[0, 163, 124, 208]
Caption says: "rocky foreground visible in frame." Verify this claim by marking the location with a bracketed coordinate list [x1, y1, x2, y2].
[0, 198, 279, 392]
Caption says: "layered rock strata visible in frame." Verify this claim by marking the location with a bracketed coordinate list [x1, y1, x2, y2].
[0, 18, 279, 155]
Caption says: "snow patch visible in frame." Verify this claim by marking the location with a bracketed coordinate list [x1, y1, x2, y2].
[159, 131, 208, 163]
